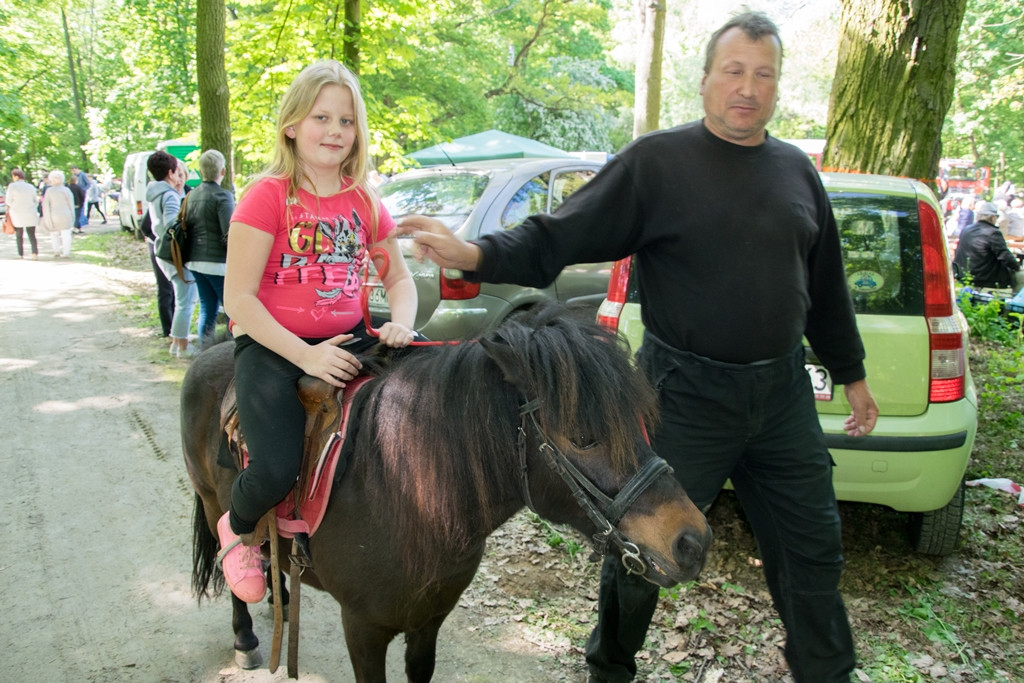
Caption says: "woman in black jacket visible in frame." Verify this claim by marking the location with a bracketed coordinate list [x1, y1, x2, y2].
[184, 149, 235, 347]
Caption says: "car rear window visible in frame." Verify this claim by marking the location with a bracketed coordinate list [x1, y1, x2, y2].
[831, 191, 924, 316]
[380, 173, 490, 230]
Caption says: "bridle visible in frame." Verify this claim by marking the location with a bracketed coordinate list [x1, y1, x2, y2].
[517, 399, 673, 582]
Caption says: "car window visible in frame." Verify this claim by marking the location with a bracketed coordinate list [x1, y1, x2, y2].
[380, 173, 489, 231]
[550, 170, 597, 212]
[500, 174, 550, 230]
[832, 192, 924, 316]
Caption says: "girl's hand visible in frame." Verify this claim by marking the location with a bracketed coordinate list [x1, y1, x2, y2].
[376, 322, 415, 348]
[299, 333, 364, 387]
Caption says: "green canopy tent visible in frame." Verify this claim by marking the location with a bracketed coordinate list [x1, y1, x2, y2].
[407, 130, 574, 166]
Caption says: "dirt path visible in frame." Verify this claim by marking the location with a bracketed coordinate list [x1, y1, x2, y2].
[0, 226, 585, 682]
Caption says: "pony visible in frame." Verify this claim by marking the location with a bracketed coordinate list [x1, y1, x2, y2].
[182, 304, 711, 682]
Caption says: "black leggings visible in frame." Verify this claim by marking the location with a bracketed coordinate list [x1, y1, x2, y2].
[228, 324, 382, 534]
[86, 201, 106, 221]
[14, 227, 38, 257]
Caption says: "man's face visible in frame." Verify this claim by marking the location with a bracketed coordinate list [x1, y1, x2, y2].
[699, 27, 781, 146]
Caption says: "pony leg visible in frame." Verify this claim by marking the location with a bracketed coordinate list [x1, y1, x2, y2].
[231, 593, 262, 669]
[404, 614, 447, 683]
[341, 609, 396, 683]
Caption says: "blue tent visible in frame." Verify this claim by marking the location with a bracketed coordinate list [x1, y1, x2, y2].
[407, 130, 573, 166]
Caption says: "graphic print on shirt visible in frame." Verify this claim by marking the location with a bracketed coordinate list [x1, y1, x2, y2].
[277, 207, 367, 312]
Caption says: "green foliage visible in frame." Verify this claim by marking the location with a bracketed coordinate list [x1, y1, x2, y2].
[957, 290, 1024, 347]
[943, 0, 1024, 188]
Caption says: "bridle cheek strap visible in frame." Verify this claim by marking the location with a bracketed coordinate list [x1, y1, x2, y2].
[518, 400, 673, 579]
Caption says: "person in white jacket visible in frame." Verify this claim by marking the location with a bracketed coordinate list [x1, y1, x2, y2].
[5, 169, 40, 259]
[40, 170, 76, 258]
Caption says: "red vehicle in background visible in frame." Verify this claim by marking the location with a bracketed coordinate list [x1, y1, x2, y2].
[937, 158, 990, 213]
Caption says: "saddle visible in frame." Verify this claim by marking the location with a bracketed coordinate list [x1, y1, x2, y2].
[220, 373, 372, 541]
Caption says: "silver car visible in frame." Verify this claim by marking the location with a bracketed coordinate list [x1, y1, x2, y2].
[369, 157, 610, 340]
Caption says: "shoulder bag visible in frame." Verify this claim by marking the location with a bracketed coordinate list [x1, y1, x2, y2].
[156, 192, 193, 283]
[3, 211, 13, 235]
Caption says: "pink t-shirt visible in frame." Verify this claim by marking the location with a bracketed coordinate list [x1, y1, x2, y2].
[232, 176, 395, 338]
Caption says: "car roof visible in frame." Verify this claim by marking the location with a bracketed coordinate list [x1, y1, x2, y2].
[820, 171, 930, 198]
[390, 156, 604, 180]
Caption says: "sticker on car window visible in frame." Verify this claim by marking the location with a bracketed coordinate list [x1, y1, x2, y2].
[848, 270, 884, 293]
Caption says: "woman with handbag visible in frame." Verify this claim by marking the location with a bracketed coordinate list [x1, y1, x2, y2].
[146, 151, 198, 358]
[183, 149, 235, 349]
[5, 169, 40, 259]
[40, 170, 76, 259]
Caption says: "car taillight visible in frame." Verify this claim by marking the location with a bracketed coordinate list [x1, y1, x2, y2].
[439, 268, 480, 300]
[919, 199, 966, 402]
[597, 256, 632, 331]
[135, 200, 144, 217]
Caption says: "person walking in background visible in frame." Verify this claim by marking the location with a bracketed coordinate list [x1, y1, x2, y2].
[401, 11, 876, 683]
[68, 175, 86, 234]
[147, 152, 198, 358]
[39, 170, 76, 258]
[69, 166, 91, 229]
[6, 169, 40, 260]
[85, 175, 107, 224]
[184, 149, 235, 348]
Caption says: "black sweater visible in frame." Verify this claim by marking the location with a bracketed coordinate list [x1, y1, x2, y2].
[472, 121, 866, 384]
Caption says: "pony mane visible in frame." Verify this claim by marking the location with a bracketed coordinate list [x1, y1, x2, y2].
[357, 304, 659, 580]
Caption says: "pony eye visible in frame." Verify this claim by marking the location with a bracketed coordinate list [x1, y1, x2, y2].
[571, 436, 598, 450]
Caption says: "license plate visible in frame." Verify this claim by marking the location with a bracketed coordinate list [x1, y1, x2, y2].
[367, 285, 388, 308]
[806, 364, 833, 401]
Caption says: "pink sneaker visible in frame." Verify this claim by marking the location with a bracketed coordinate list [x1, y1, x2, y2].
[216, 512, 267, 603]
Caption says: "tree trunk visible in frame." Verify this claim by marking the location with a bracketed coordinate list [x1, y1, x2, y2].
[196, 0, 234, 190]
[633, 0, 665, 139]
[60, 7, 89, 166]
[344, 0, 360, 74]
[825, 0, 968, 184]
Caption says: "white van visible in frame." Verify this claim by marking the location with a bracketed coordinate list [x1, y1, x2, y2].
[118, 151, 152, 239]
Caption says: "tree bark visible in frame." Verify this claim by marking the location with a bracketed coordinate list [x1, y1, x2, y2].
[825, 0, 968, 183]
[633, 0, 665, 139]
[196, 0, 234, 190]
[344, 0, 360, 74]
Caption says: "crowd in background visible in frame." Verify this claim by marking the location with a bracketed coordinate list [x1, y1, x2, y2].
[3, 166, 122, 260]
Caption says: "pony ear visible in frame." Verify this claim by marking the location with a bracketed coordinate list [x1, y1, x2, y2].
[479, 333, 529, 391]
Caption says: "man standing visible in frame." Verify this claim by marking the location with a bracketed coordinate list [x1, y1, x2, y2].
[953, 201, 1023, 291]
[400, 11, 877, 683]
[68, 174, 87, 234]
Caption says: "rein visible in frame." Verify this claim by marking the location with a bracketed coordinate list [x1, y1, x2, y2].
[517, 399, 672, 581]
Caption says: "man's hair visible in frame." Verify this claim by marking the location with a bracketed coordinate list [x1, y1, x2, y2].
[198, 149, 226, 182]
[12, 168, 25, 180]
[147, 150, 178, 182]
[703, 10, 783, 74]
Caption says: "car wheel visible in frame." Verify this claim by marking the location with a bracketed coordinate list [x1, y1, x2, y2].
[907, 478, 965, 556]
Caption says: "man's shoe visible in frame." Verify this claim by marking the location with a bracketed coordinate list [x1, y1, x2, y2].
[216, 512, 267, 603]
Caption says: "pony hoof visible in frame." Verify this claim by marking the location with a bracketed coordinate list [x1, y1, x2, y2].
[234, 646, 263, 670]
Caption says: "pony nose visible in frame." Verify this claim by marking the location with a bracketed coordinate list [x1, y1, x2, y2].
[674, 523, 712, 580]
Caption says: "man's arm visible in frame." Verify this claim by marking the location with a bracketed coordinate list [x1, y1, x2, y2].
[842, 380, 878, 437]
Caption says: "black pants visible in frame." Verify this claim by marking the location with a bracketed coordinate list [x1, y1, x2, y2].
[585, 333, 855, 683]
[14, 226, 38, 257]
[147, 241, 174, 337]
[229, 324, 384, 534]
[86, 201, 106, 221]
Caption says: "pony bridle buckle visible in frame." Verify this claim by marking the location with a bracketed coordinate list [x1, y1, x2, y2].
[518, 399, 672, 581]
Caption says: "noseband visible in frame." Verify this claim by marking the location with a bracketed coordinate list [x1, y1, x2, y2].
[518, 399, 672, 581]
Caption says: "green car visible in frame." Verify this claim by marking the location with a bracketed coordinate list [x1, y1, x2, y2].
[598, 172, 977, 556]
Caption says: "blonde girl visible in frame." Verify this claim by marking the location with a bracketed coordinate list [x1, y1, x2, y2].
[218, 60, 417, 603]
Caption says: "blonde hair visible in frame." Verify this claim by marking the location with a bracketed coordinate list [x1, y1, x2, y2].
[245, 60, 381, 241]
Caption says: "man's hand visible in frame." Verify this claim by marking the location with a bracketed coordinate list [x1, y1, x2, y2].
[842, 379, 878, 437]
[396, 215, 482, 271]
